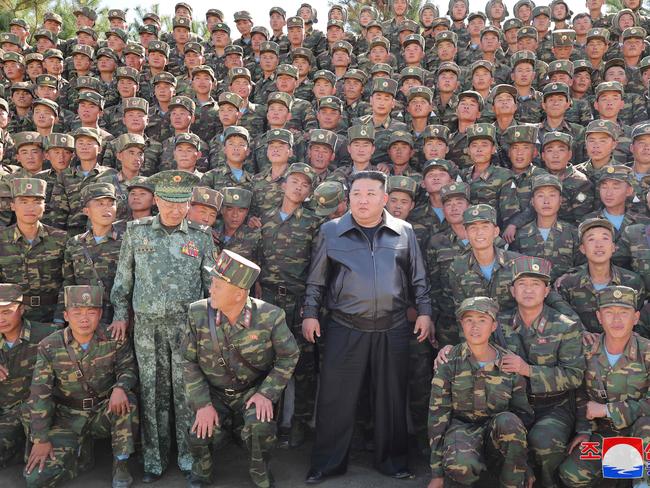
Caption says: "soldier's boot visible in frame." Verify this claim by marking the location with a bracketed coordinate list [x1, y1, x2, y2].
[277, 426, 290, 449]
[112, 459, 133, 488]
[77, 436, 95, 473]
[250, 458, 274, 488]
[288, 421, 305, 448]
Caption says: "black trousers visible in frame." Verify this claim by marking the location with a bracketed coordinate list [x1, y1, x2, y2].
[310, 320, 410, 475]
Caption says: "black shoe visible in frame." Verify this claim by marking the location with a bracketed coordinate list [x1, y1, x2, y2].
[388, 469, 414, 480]
[289, 421, 306, 448]
[305, 469, 326, 484]
[142, 472, 162, 483]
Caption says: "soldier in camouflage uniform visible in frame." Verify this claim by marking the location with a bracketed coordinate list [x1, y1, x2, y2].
[202, 126, 255, 192]
[590, 81, 634, 166]
[110, 171, 216, 480]
[273, 64, 317, 134]
[539, 82, 586, 163]
[329, 125, 379, 188]
[212, 188, 261, 264]
[0, 284, 53, 467]
[428, 296, 533, 488]
[559, 286, 650, 487]
[225, 68, 266, 142]
[109, 134, 147, 221]
[187, 186, 223, 229]
[575, 119, 620, 183]
[205, 92, 246, 171]
[59, 183, 125, 329]
[0, 178, 66, 323]
[251, 128, 294, 218]
[510, 49, 544, 124]
[38, 133, 75, 226]
[24, 285, 138, 488]
[6, 132, 46, 180]
[182, 249, 299, 488]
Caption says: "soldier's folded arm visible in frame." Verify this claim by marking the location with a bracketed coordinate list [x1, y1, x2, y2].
[180, 309, 212, 412]
[28, 345, 55, 444]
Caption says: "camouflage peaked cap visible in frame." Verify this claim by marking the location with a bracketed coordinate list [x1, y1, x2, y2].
[512, 255, 552, 283]
[190, 187, 223, 211]
[597, 285, 638, 310]
[208, 249, 260, 289]
[578, 217, 615, 241]
[532, 173, 563, 192]
[64, 285, 102, 308]
[457, 296, 499, 320]
[463, 204, 497, 225]
[0, 284, 23, 306]
[440, 182, 470, 202]
[11, 178, 46, 199]
[149, 170, 200, 202]
[503, 125, 538, 145]
[81, 182, 116, 206]
[287, 163, 315, 184]
[387, 176, 417, 199]
[222, 187, 253, 209]
[312, 181, 346, 216]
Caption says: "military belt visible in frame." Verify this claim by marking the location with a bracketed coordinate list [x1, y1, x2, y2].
[54, 394, 107, 411]
[213, 376, 264, 398]
[24, 294, 58, 307]
[528, 390, 569, 407]
[264, 284, 302, 300]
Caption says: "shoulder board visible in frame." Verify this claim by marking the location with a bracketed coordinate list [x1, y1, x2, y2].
[187, 221, 212, 234]
[127, 216, 154, 228]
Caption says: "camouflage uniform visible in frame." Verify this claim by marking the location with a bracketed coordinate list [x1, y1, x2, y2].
[102, 135, 163, 177]
[619, 222, 650, 292]
[110, 171, 216, 476]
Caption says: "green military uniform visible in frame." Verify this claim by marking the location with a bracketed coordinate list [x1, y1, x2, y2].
[201, 126, 255, 193]
[25, 285, 138, 488]
[559, 286, 650, 487]
[0, 285, 53, 467]
[495, 257, 585, 488]
[181, 250, 299, 487]
[619, 222, 650, 294]
[429, 297, 534, 488]
[212, 188, 261, 263]
[0, 179, 67, 323]
[110, 171, 216, 476]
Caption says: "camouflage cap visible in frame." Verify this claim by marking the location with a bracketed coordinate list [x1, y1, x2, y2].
[440, 181, 470, 202]
[24, 53, 44, 64]
[532, 5, 551, 17]
[11, 178, 46, 199]
[2, 52, 23, 64]
[0, 32, 20, 46]
[370, 63, 393, 75]
[149, 170, 200, 202]
[437, 61, 461, 76]
[457, 296, 499, 320]
[105, 28, 128, 43]
[172, 16, 192, 30]
[547, 59, 574, 76]
[503, 124, 539, 145]
[43, 48, 63, 60]
[632, 123, 650, 140]
[512, 256, 552, 282]
[210, 22, 231, 34]
[371, 77, 398, 97]
[597, 285, 638, 309]
[313, 181, 346, 216]
[81, 182, 116, 206]
[169, 95, 195, 114]
[407, 85, 433, 103]
[76, 26, 98, 39]
[480, 26, 502, 40]
[192, 65, 215, 80]
[42, 12, 63, 24]
[175, 2, 192, 13]
[32, 98, 58, 114]
[276, 63, 299, 79]
[287, 162, 315, 183]
[64, 285, 102, 308]
[184, 42, 203, 55]
[422, 125, 450, 141]
[552, 29, 576, 46]
[467, 11, 487, 22]
[234, 11, 253, 21]
[532, 173, 563, 192]
[217, 91, 243, 110]
[77, 91, 105, 108]
[587, 28, 610, 43]
[369, 36, 390, 51]
[267, 128, 294, 146]
[640, 56, 650, 73]
[470, 59, 494, 74]
[138, 24, 159, 36]
[223, 125, 250, 142]
[115, 66, 139, 82]
[228, 67, 251, 84]
[431, 17, 451, 30]
[96, 47, 119, 62]
[585, 119, 619, 138]
[435, 30, 457, 45]
[459, 90, 485, 111]
[318, 96, 343, 112]
[115, 133, 146, 152]
[123, 97, 149, 113]
[72, 44, 94, 59]
[578, 217, 615, 241]
[36, 30, 58, 45]
[517, 26, 538, 40]
[107, 8, 126, 20]
[397, 19, 420, 33]
[0, 98, 7, 112]
[490, 84, 518, 103]
[174, 132, 201, 150]
[309, 128, 337, 149]
[152, 72, 176, 87]
[327, 19, 345, 30]
[463, 203, 497, 225]
[331, 40, 353, 55]
[542, 131, 572, 148]
[73, 127, 102, 145]
[124, 43, 146, 57]
[543, 82, 571, 100]
[287, 16, 304, 28]
[504, 18, 523, 31]
[148, 40, 170, 56]
[422, 158, 456, 176]
[313, 69, 336, 85]
[10, 82, 33, 93]
[269, 6, 286, 17]
[44, 133, 74, 151]
[35, 74, 57, 88]
[596, 165, 632, 185]
[387, 176, 417, 199]
[290, 47, 314, 63]
[259, 40, 280, 56]
[603, 58, 625, 75]
[73, 6, 97, 20]
[400, 66, 426, 82]
[388, 130, 414, 147]
[511, 50, 536, 67]
[251, 26, 270, 39]
[267, 91, 293, 110]
[403, 34, 425, 49]
[190, 186, 223, 211]
[224, 45, 244, 57]
[126, 176, 154, 193]
[0, 283, 23, 306]
[342, 68, 368, 83]
[348, 124, 375, 142]
[467, 123, 496, 143]
[143, 11, 161, 23]
[13, 132, 42, 149]
[595, 81, 624, 98]
[207, 249, 260, 290]
[222, 187, 253, 208]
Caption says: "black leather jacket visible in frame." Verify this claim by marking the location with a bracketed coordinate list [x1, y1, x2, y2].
[302, 211, 432, 331]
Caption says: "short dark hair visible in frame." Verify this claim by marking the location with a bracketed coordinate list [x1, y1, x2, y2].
[350, 170, 387, 192]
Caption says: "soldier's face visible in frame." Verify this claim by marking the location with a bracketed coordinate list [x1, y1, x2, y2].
[173, 143, 200, 171]
[229, 78, 252, 99]
[368, 46, 387, 64]
[11, 89, 32, 108]
[542, 142, 572, 171]
[517, 5, 532, 22]
[510, 277, 549, 309]
[348, 140, 375, 164]
[84, 197, 117, 227]
[623, 38, 644, 57]
[472, 68, 493, 91]
[78, 101, 102, 123]
[282, 173, 312, 204]
[219, 104, 242, 127]
[313, 80, 336, 99]
[573, 71, 592, 93]
[170, 107, 193, 130]
[155, 196, 189, 226]
[173, 27, 190, 44]
[266, 103, 291, 126]
[549, 72, 572, 85]
[184, 51, 203, 69]
[436, 42, 457, 61]
[393, 0, 408, 15]
[267, 140, 292, 164]
[3, 61, 23, 80]
[11, 196, 44, 224]
[188, 203, 218, 226]
[456, 98, 480, 121]
[118, 147, 144, 173]
[308, 143, 334, 170]
[36, 85, 57, 100]
[388, 142, 413, 166]
[117, 78, 137, 98]
[124, 109, 148, 132]
[597, 306, 639, 340]
[599, 179, 633, 210]
[407, 96, 431, 118]
[64, 307, 102, 339]
[371, 92, 395, 116]
[326, 27, 344, 43]
[468, 18, 485, 35]
[533, 14, 550, 32]
[443, 196, 469, 224]
[210, 277, 247, 308]
[276, 75, 297, 93]
[222, 205, 249, 230]
[586, 39, 606, 59]
[251, 33, 267, 52]
[504, 29, 518, 44]
[480, 33, 500, 52]
[211, 31, 230, 47]
[27, 62, 44, 80]
[97, 55, 116, 72]
[586, 132, 616, 161]
[225, 54, 244, 69]
[493, 93, 516, 116]
[552, 46, 573, 59]
[579, 227, 615, 264]
[460, 311, 496, 346]
[466, 221, 498, 250]
[586, 0, 605, 10]
[552, 3, 567, 19]
[288, 27, 304, 45]
[420, 8, 435, 25]
[403, 43, 423, 63]
[46, 148, 73, 172]
[532, 186, 561, 217]
[512, 62, 535, 86]
[632, 135, 650, 165]
[618, 13, 635, 30]
[192, 72, 213, 95]
[260, 52, 279, 72]
[604, 67, 627, 85]
[293, 58, 310, 77]
[573, 16, 592, 34]
[332, 50, 351, 68]
[423, 168, 452, 193]
[128, 188, 154, 212]
[508, 142, 536, 170]
[0, 303, 23, 338]
[148, 51, 167, 69]
[423, 139, 448, 160]
[235, 19, 253, 36]
[139, 33, 156, 48]
[452, 1, 468, 20]
[75, 14, 94, 29]
[468, 139, 494, 164]
[73, 54, 92, 72]
[75, 137, 100, 161]
[16, 145, 44, 172]
[343, 79, 363, 99]
[359, 11, 374, 26]
[125, 54, 144, 70]
[489, 2, 505, 19]
[386, 191, 414, 219]
[33, 105, 57, 129]
[517, 37, 538, 52]
[224, 135, 249, 163]
[542, 94, 570, 117]
[349, 178, 388, 224]
[270, 12, 286, 29]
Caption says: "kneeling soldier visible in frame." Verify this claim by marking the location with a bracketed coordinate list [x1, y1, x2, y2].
[182, 250, 299, 488]
[24, 285, 138, 488]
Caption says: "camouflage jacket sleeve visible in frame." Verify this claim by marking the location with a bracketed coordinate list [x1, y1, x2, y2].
[181, 309, 212, 412]
[545, 290, 585, 330]
[110, 225, 135, 322]
[28, 343, 55, 443]
[425, 244, 442, 320]
[47, 174, 70, 230]
[498, 177, 521, 228]
[574, 380, 594, 435]
[528, 320, 585, 395]
[100, 143, 116, 171]
[257, 308, 300, 403]
[428, 359, 453, 477]
[447, 258, 464, 309]
[607, 344, 650, 430]
[200, 231, 216, 296]
[113, 338, 138, 393]
[509, 371, 536, 429]
[507, 205, 536, 230]
[57, 236, 76, 316]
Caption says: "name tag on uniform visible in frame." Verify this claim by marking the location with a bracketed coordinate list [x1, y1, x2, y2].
[181, 240, 199, 257]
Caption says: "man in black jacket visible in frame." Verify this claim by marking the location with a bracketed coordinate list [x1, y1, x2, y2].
[301, 170, 433, 483]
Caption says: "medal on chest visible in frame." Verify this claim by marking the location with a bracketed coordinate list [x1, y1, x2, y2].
[181, 240, 199, 257]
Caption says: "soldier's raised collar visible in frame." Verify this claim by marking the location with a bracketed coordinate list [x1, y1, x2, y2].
[578, 264, 622, 289]
[151, 214, 189, 234]
[13, 221, 45, 243]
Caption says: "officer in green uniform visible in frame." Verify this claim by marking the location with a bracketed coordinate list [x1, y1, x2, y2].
[213, 188, 261, 264]
[182, 250, 299, 488]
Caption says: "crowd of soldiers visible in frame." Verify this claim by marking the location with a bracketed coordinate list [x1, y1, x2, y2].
[1, 0, 650, 486]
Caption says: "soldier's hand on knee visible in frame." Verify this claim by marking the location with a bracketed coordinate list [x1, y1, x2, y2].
[0, 364, 8, 381]
[302, 318, 321, 343]
[191, 404, 219, 439]
[246, 392, 273, 422]
[567, 434, 590, 454]
[427, 477, 444, 488]
[107, 320, 129, 341]
[26, 441, 54, 474]
[108, 387, 130, 416]
[433, 345, 452, 370]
